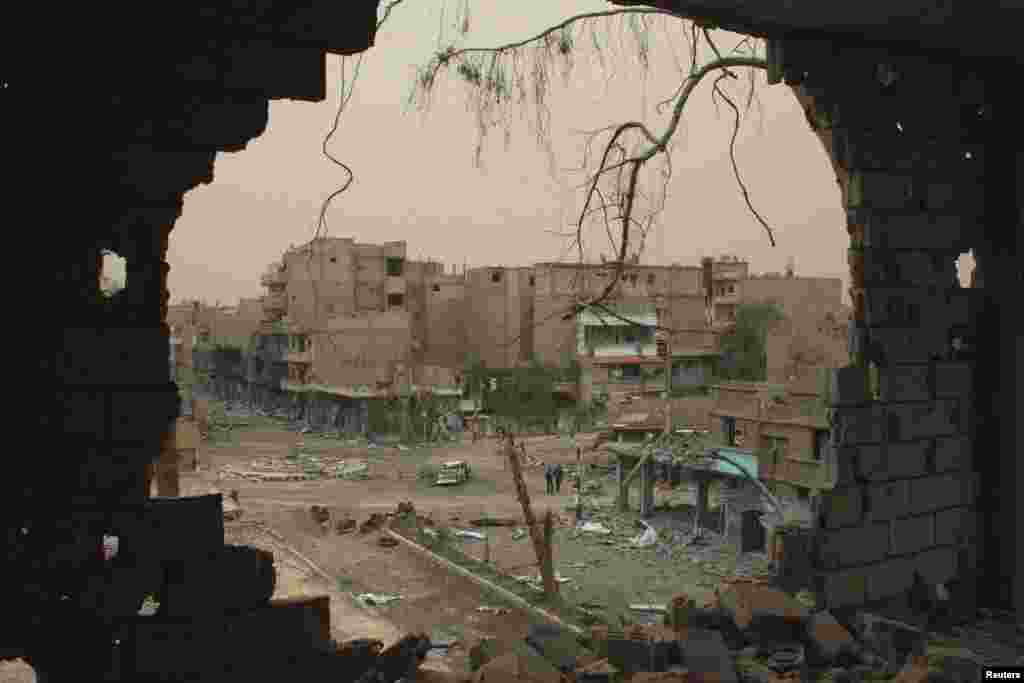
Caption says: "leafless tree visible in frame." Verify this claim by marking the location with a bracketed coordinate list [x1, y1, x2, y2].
[408, 4, 773, 320]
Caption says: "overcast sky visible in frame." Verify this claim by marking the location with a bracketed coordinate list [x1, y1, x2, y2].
[157, 1, 869, 305]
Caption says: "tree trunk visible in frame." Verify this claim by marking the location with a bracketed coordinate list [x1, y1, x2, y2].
[505, 433, 557, 599]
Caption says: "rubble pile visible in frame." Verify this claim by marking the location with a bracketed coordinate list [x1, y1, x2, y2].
[218, 450, 371, 482]
[465, 581, 1022, 683]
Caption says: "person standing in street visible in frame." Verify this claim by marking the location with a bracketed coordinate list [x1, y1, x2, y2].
[553, 463, 564, 493]
[544, 463, 555, 494]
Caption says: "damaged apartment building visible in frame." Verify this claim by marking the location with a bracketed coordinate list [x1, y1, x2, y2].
[195, 239, 850, 434]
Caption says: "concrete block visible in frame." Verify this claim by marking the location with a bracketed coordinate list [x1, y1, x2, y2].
[142, 494, 225, 562]
[866, 556, 916, 602]
[832, 446, 859, 487]
[865, 288, 941, 328]
[861, 213, 966, 251]
[943, 290, 972, 328]
[933, 507, 977, 547]
[161, 544, 276, 617]
[933, 436, 971, 473]
[866, 480, 910, 522]
[829, 366, 870, 406]
[890, 514, 934, 556]
[848, 172, 915, 210]
[833, 404, 884, 445]
[58, 390, 107, 438]
[862, 250, 942, 287]
[124, 620, 226, 678]
[895, 401, 956, 440]
[110, 387, 180, 443]
[926, 179, 985, 215]
[878, 364, 931, 402]
[817, 523, 889, 569]
[908, 473, 965, 515]
[819, 486, 864, 529]
[857, 441, 928, 481]
[681, 629, 737, 683]
[855, 613, 924, 667]
[934, 361, 972, 398]
[817, 569, 868, 610]
[910, 546, 957, 586]
[717, 583, 808, 638]
[804, 611, 855, 664]
[867, 327, 948, 364]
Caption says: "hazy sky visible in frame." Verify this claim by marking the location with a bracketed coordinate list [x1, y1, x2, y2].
[162, 1, 861, 305]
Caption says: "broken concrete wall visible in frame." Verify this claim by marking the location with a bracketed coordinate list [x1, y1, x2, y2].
[772, 41, 990, 611]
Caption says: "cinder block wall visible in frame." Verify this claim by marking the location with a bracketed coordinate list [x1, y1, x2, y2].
[776, 42, 986, 610]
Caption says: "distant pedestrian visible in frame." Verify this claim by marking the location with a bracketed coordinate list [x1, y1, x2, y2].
[544, 463, 555, 494]
[553, 463, 564, 493]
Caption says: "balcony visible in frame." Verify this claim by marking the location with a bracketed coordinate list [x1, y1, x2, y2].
[263, 293, 287, 312]
[582, 343, 658, 359]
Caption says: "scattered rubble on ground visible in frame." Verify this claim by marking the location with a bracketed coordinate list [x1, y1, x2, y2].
[217, 449, 372, 482]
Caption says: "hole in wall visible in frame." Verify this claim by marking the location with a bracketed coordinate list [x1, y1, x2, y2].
[955, 251, 976, 288]
[100, 250, 126, 296]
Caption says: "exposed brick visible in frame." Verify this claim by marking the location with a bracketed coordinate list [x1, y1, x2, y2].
[820, 486, 864, 529]
[890, 514, 934, 556]
[858, 441, 929, 482]
[860, 213, 966, 251]
[933, 506, 977, 547]
[818, 523, 889, 569]
[866, 480, 910, 522]
[933, 436, 971, 473]
[910, 546, 957, 586]
[878, 364, 931, 402]
[934, 361, 972, 398]
[866, 556, 916, 602]
[908, 473, 965, 515]
[818, 568, 868, 610]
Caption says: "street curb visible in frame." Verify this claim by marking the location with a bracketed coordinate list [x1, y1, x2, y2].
[382, 527, 584, 636]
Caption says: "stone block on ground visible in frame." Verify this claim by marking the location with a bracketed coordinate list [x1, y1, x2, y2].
[606, 636, 653, 674]
[856, 613, 925, 673]
[803, 610, 855, 665]
[681, 629, 737, 683]
[717, 582, 809, 644]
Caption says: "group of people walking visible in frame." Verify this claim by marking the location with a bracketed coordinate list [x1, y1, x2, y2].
[544, 462, 564, 494]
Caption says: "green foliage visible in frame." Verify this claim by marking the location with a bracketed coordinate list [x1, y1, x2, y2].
[717, 302, 785, 382]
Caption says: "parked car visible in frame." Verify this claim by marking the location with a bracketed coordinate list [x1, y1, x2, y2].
[435, 460, 471, 486]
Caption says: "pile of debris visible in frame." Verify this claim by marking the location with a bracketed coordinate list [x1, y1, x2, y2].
[219, 452, 370, 482]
